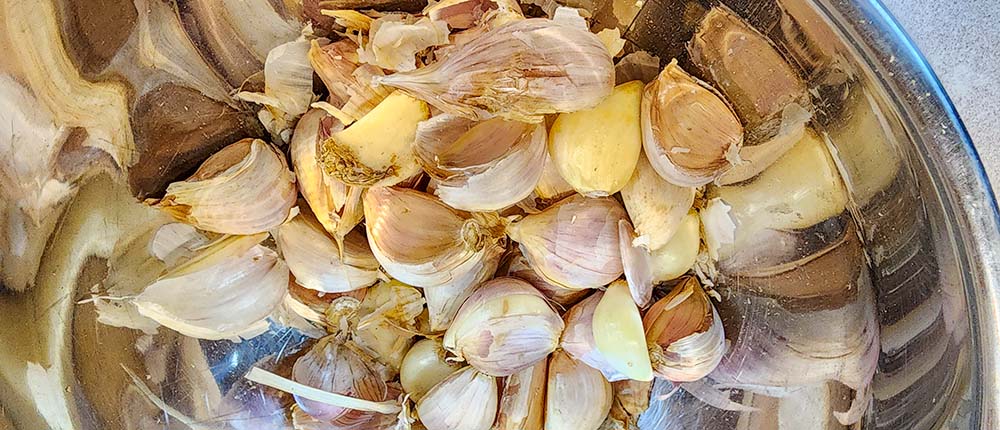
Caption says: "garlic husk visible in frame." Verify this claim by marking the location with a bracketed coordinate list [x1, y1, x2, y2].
[593, 280, 654, 381]
[378, 17, 614, 123]
[506, 250, 590, 308]
[353, 279, 426, 374]
[235, 39, 316, 143]
[416, 367, 499, 430]
[320, 92, 430, 187]
[148, 222, 209, 267]
[285, 280, 368, 325]
[443, 277, 564, 376]
[358, 16, 451, 72]
[561, 293, 629, 381]
[532, 151, 576, 202]
[364, 186, 506, 288]
[548, 81, 643, 196]
[291, 337, 389, 427]
[640, 60, 743, 187]
[643, 277, 725, 382]
[400, 338, 464, 401]
[425, 0, 502, 29]
[620, 154, 695, 251]
[277, 206, 379, 293]
[618, 213, 701, 307]
[147, 138, 296, 235]
[507, 195, 626, 290]
[309, 39, 393, 122]
[545, 350, 612, 430]
[414, 114, 547, 211]
[135, 233, 289, 340]
[496, 359, 547, 430]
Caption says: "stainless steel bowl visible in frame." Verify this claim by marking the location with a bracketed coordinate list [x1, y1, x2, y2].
[0, 0, 997, 429]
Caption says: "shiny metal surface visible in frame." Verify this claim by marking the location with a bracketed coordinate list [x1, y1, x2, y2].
[1, 0, 997, 429]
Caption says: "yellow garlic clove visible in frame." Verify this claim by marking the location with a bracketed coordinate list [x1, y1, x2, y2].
[417, 367, 499, 430]
[147, 138, 297, 235]
[561, 292, 629, 381]
[640, 60, 743, 187]
[545, 350, 613, 430]
[443, 277, 564, 376]
[548, 81, 643, 197]
[496, 359, 547, 430]
[320, 92, 429, 187]
[593, 280, 654, 381]
[619, 213, 701, 306]
[642, 277, 725, 382]
[276, 206, 379, 293]
[353, 279, 426, 375]
[291, 337, 389, 426]
[621, 154, 696, 251]
[400, 338, 464, 401]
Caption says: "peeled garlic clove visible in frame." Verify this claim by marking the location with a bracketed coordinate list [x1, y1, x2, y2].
[506, 250, 589, 308]
[443, 277, 564, 376]
[353, 279, 426, 374]
[640, 60, 743, 187]
[147, 138, 297, 235]
[593, 280, 654, 381]
[363, 187, 506, 288]
[507, 195, 626, 290]
[621, 155, 695, 251]
[416, 367, 499, 430]
[619, 212, 701, 306]
[561, 293, 629, 381]
[496, 359, 546, 430]
[400, 338, 464, 401]
[545, 350, 612, 430]
[135, 233, 288, 340]
[643, 277, 726, 382]
[379, 18, 613, 123]
[548, 81, 643, 196]
[319, 92, 430, 187]
[292, 337, 389, 426]
[277, 206, 379, 293]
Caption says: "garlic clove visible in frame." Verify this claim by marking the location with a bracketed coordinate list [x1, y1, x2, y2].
[506, 250, 590, 308]
[593, 280, 654, 381]
[561, 292, 629, 382]
[353, 279, 426, 375]
[291, 337, 389, 426]
[416, 367, 499, 430]
[424, 0, 501, 29]
[423, 262, 494, 332]
[147, 138, 297, 235]
[545, 350, 612, 430]
[640, 60, 743, 187]
[716, 104, 811, 185]
[642, 277, 726, 382]
[619, 212, 701, 307]
[276, 205, 380, 293]
[507, 195, 626, 290]
[319, 92, 430, 187]
[363, 186, 506, 288]
[284, 279, 367, 325]
[400, 338, 464, 401]
[443, 277, 564, 376]
[148, 222, 209, 267]
[548, 81, 643, 197]
[496, 359, 547, 430]
[618, 220, 655, 307]
[620, 154, 695, 251]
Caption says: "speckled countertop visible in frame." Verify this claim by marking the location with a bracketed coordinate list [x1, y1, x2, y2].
[881, 0, 1000, 192]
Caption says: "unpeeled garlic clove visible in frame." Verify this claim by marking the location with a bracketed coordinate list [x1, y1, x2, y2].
[620, 154, 695, 251]
[363, 186, 506, 288]
[561, 292, 629, 382]
[506, 250, 590, 308]
[277, 206, 379, 293]
[309, 39, 394, 123]
[147, 138, 297, 235]
[548, 81, 643, 197]
[399, 338, 464, 401]
[416, 366, 499, 430]
[593, 280, 654, 381]
[507, 195, 626, 290]
[424, 0, 501, 29]
[618, 212, 701, 307]
[545, 350, 612, 430]
[643, 277, 726, 382]
[353, 279, 426, 375]
[443, 277, 564, 376]
[291, 337, 389, 427]
[496, 359, 547, 430]
[284, 279, 367, 325]
[640, 60, 743, 187]
[414, 114, 547, 211]
[423, 266, 492, 332]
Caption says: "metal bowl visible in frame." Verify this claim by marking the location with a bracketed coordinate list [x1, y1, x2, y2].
[0, 0, 996, 429]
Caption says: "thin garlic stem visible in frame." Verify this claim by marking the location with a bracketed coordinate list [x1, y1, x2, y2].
[245, 367, 402, 414]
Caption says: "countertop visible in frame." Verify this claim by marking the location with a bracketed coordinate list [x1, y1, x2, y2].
[881, 0, 1000, 192]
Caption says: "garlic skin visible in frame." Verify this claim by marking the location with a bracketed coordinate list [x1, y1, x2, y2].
[545, 350, 612, 430]
[643, 277, 725, 382]
[400, 338, 463, 401]
[507, 195, 626, 290]
[548, 81, 643, 197]
[619, 213, 701, 307]
[359, 16, 451, 72]
[147, 138, 296, 235]
[496, 359, 547, 430]
[379, 18, 614, 123]
[235, 39, 316, 143]
[423, 267, 491, 332]
[353, 280, 426, 374]
[443, 277, 564, 376]
[416, 367, 499, 430]
[640, 60, 743, 187]
[506, 250, 590, 308]
[363, 187, 506, 288]
[277, 207, 379, 293]
[561, 293, 629, 382]
[414, 114, 547, 211]
[532, 151, 576, 203]
[308, 39, 393, 122]
[593, 280, 654, 381]
[424, 0, 503, 29]
[620, 155, 695, 251]
[291, 337, 389, 428]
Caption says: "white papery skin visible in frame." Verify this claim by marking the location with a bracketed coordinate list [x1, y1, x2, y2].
[642, 278, 725, 382]
[290, 109, 355, 238]
[277, 208, 379, 293]
[416, 367, 499, 430]
[545, 350, 612, 430]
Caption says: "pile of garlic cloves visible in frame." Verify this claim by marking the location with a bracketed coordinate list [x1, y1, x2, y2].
[105, 1, 877, 428]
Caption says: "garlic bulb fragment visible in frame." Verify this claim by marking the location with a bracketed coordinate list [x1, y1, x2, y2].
[593, 280, 654, 381]
[400, 338, 463, 401]
[548, 81, 643, 196]
[561, 293, 628, 382]
[319, 92, 430, 187]
[276, 206, 379, 293]
[364, 187, 506, 288]
[416, 367, 498, 430]
[506, 250, 589, 308]
[507, 195, 626, 290]
[135, 233, 288, 340]
[618, 213, 700, 307]
[640, 60, 743, 187]
[291, 337, 389, 428]
[414, 114, 547, 211]
[443, 277, 564, 376]
[379, 17, 614, 122]
[147, 138, 296, 235]
[643, 277, 725, 382]
[545, 350, 612, 430]
[620, 155, 695, 251]
[496, 359, 547, 430]
[353, 280, 426, 374]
